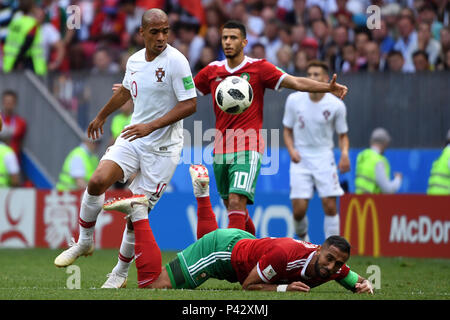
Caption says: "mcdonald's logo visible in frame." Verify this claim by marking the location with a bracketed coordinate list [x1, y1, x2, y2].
[344, 198, 380, 257]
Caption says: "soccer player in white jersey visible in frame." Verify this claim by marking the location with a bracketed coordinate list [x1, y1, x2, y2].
[282, 60, 350, 242]
[53, 9, 197, 289]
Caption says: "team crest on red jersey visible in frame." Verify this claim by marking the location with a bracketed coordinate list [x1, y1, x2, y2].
[155, 68, 165, 82]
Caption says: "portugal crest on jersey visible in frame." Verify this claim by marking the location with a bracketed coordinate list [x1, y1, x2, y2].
[155, 67, 165, 82]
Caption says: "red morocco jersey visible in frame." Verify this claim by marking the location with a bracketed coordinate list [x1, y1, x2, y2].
[194, 56, 286, 154]
[231, 237, 350, 288]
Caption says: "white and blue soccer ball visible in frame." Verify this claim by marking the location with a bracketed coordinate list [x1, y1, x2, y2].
[215, 76, 253, 115]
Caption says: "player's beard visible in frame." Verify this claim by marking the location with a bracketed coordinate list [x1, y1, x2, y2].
[314, 260, 330, 279]
[224, 46, 243, 59]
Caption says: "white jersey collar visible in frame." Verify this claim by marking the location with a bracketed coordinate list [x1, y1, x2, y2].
[225, 56, 249, 74]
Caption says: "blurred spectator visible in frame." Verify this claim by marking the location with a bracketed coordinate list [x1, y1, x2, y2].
[362, 41, 385, 72]
[327, 25, 348, 72]
[412, 49, 431, 71]
[120, 0, 145, 36]
[90, 0, 127, 48]
[291, 24, 307, 52]
[387, 50, 407, 72]
[194, 45, 215, 73]
[34, 5, 66, 72]
[427, 128, 450, 195]
[341, 42, 359, 73]
[127, 26, 144, 55]
[417, 2, 443, 41]
[355, 127, 402, 194]
[285, 0, 307, 26]
[354, 28, 370, 68]
[0, 140, 20, 187]
[293, 49, 308, 74]
[249, 42, 266, 59]
[174, 21, 205, 69]
[276, 44, 294, 73]
[381, 2, 402, 38]
[413, 21, 441, 66]
[371, 18, 396, 61]
[3, 0, 47, 75]
[300, 37, 319, 61]
[230, 0, 264, 40]
[91, 47, 120, 74]
[331, 0, 354, 29]
[259, 18, 282, 65]
[394, 15, 417, 72]
[436, 25, 450, 67]
[110, 100, 133, 143]
[279, 24, 293, 46]
[311, 18, 331, 60]
[305, 5, 324, 28]
[204, 26, 224, 61]
[56, 139, 100, 191]
[0, 0, 19, 44]
[434, 0, 450, 25]
[436, 48, 450, 70]
[0, 90, 26, 158]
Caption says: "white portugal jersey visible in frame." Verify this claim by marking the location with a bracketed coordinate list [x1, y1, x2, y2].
[122, 45, 196, 155]
[282, 92, 348, 155]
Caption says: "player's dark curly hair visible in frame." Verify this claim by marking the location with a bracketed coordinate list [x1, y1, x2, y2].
[222, 20, 247, 39]
[323, 235, 351, 255]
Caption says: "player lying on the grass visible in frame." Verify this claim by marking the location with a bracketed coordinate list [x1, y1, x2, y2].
[103, 166, 373, 293]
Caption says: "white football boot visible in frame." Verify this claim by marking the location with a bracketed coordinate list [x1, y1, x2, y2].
[189, 164, 210, 197]
[101, 273, 128, 289]
[103, 194, 149, 222]
[54, 238, 94, 268]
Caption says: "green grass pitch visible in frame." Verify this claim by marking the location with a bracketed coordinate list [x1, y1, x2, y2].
[0, 248, 449, 300]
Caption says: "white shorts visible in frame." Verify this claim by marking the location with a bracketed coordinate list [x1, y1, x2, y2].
[101, 137, 181, 209]
[289, 151, 343, 199]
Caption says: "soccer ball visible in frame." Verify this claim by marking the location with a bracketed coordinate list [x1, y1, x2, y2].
[215, 76, 253, 115]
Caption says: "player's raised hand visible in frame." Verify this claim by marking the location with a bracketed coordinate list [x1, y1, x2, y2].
[355, 279, 374, 294]
[288, 281, 310, 292]
[329, 74, 348, 100]
[87, 117, 106, 140]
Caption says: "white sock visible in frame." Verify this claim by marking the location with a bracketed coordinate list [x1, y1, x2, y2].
[324, 214, 340, 239]
[294, 216, 309, 241]
[129, 205, 149, 223]
[112, 224, 135, 277]
[78, 189, 105, 244]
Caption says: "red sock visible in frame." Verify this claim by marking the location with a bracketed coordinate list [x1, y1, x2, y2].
[196, 196, 218, 239]
[245, 209, 256, 236]
[133, 219, 161, 288]
[227, 210, 246, 230]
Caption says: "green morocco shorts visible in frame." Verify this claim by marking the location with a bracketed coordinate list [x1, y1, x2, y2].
[213, 151, 262, 204]
[165, 229, 256, 289]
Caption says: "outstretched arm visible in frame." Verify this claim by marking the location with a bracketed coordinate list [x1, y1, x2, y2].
[242, 266, 310, 292]
[338, 270, 374, 294]
[280, 74, 348, 99]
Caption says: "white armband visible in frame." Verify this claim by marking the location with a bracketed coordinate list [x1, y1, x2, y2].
[277, 284, 288, 292]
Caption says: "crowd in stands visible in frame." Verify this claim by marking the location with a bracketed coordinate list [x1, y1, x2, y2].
[0, 0, 449, 77]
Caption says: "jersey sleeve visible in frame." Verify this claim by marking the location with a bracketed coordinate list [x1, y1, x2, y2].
[4, 152, 19, 175]
[259, 60, 287, 91]
[256, 247, 288, 283]
[193, 65, 211, 96]
[171, 53, 197, 102]
[334, 100, 348, 134]
[282, 94, 296, 129]
[122, 59, 131, 91]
